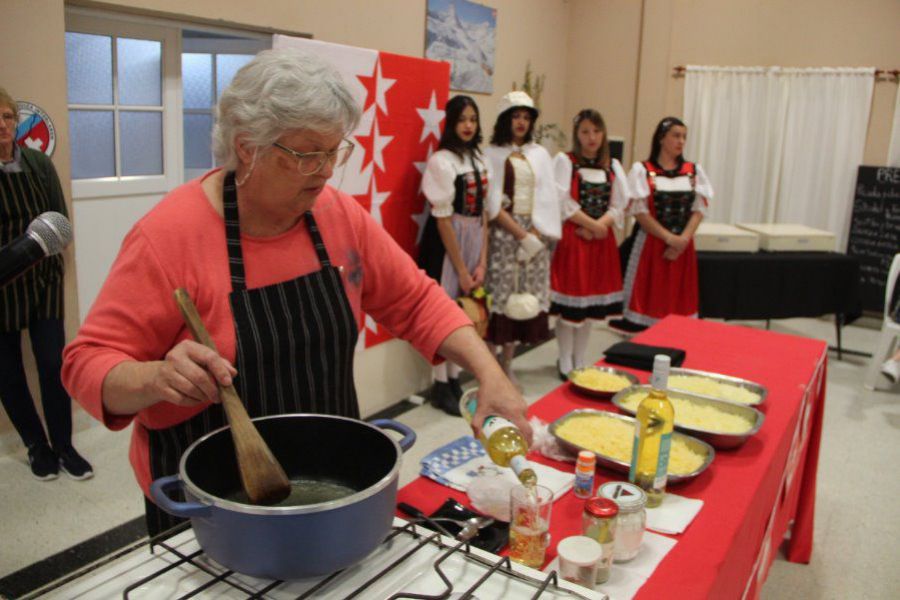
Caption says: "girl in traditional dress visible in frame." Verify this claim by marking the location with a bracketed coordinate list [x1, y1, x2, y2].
[482, 91, 564, 384]
[418, 95, 490, 414]
[551, 109, 630, 377]
[610, 117, 714, 333]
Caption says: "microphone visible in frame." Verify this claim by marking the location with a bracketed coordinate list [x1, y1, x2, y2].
[0, 212, 73, 288]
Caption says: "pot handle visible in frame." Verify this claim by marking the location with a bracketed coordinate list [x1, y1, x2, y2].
[370, 419, 416, 452]
[150, 475, 213, 518]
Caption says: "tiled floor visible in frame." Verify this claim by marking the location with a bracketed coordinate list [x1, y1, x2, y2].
[0, 317, 897, 598]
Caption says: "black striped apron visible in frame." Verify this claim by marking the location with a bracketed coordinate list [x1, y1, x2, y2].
[144, 171, 359, 536]
[0, 161, 64, 332]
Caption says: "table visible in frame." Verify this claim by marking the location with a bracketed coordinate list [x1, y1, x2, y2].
[697, 251, 863, 359]
[397, 316, 828, 599]
[697, 250, 861, 320]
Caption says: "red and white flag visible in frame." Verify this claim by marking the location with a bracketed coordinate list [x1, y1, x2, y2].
[273, 35, 450, 349]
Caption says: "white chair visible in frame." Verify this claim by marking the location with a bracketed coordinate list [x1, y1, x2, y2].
[864, 253, 900, 390]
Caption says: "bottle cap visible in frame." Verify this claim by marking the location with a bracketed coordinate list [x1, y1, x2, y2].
[584, 496, 619, 518]
[650, 354, 671, 389]
[576, 450, 596, 466]
[598, 481, 647, 510]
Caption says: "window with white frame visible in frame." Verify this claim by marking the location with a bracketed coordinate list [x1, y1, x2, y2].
[66, 32, 164, 179]
[65, 15, 182, 199]
[182, 32, 265, 180]
[64, 12, 269, 199]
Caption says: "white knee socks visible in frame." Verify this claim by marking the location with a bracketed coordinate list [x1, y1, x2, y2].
[573, 321, 592, 370]
[447, 362, 462, 379]
[433, 362, 448, 383]
[556, 320, 575, 374]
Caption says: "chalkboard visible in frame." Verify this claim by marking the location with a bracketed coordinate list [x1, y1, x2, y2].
[846, 166, 900, 314]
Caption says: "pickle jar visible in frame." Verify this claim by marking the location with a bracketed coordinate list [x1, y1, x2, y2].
[582, 497, 618, 584]
[598, 481, 647, 562]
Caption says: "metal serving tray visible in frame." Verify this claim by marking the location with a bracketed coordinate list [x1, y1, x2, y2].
[567, 366, 640, 400]
[611, 385, 765, 450]
[549, 409, 714, 484]
[668, 367, 768, 407]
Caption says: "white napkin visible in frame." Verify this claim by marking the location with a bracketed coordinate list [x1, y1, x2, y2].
[420, 436, 574, 520]
[645, 493, 703, 535]
[544, 531, 677, 600]
[440, 454, 574, 497]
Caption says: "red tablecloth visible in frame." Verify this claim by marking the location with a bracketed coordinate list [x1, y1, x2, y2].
[397, 315, 827, 599]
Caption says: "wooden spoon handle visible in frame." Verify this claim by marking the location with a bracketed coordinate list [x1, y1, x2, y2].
[173, 288, 291, 505]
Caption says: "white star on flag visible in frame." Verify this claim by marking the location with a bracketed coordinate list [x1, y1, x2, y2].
[369, 178, 391, 225]
[374, 59, 396, 114]
[416, 91, 444, 143]
[372, 119, 393, 172]
[413, 143, 435, 176]
[412, 201, 431, 246]
[25, 137, 44, 150]
[413, 143, 436, 191]
[411, 143, 435, 244]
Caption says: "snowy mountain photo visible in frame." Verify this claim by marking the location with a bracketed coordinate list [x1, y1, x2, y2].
[425, 0, 496, 93]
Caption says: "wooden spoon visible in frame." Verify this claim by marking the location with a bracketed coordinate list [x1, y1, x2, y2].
[173, 288, 291, 505]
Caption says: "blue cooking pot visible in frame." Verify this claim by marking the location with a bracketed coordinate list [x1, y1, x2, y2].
[150, 414, 415, 580]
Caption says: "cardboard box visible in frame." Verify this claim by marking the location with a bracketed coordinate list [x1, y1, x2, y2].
[734, 223, 835, 252]
[694, 222, 760, 252]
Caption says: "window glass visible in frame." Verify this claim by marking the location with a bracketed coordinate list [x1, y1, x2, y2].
[120, 111, 163, 176]
[117, 38, 162, 106]
[69, 110, 115, 178]
[66, 32, 113, 105]
[182, 53, 213, 109]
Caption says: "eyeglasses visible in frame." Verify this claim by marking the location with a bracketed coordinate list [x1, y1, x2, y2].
[272, 140, 354, 176]
[1, 112, 16, 124]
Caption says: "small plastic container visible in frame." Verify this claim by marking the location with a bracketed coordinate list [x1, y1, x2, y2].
[573, 450, 596, 499]
[556, 535, 603, 589]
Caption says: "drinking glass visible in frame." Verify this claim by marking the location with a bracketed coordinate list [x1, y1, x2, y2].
[508, 484, 553, 568]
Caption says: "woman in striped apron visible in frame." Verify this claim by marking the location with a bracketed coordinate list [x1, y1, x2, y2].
[0, 88, 92, 482]
[61, 50, 530, 536]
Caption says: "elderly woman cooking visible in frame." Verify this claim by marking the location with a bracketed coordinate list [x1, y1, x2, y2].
[61, 48, 529, 535]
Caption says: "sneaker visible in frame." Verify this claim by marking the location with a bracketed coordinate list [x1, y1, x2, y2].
[27, 443, 59, 481]
[57, 446, 94, 480]
[881, 359, 900, 384]
[430, 381, 462, 417]
[608, 318, 647, 334]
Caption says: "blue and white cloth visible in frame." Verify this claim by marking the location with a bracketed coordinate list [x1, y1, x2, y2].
[420, 435, 575, 497]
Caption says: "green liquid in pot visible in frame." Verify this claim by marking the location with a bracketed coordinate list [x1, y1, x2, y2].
[226, 479, 357, 507]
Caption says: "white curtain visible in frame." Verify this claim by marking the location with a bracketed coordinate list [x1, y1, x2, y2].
[889, 83, 900, 167]
[684, 66, 874, 250]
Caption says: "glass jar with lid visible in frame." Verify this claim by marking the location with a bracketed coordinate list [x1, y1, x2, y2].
[598, 481, 647, 562]
[582, 497, 618, 583]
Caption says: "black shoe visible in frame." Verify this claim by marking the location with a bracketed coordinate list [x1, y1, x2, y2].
[27, 443, 59, 481]
[448, 378, 464, 402]
[430, 381, 462, 417]
[556, 361, 569, 382]
[608, 318, 647, 334]
[57, 445, 94, 480]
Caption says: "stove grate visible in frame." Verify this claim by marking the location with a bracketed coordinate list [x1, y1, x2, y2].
[116, 521, 601, 600]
